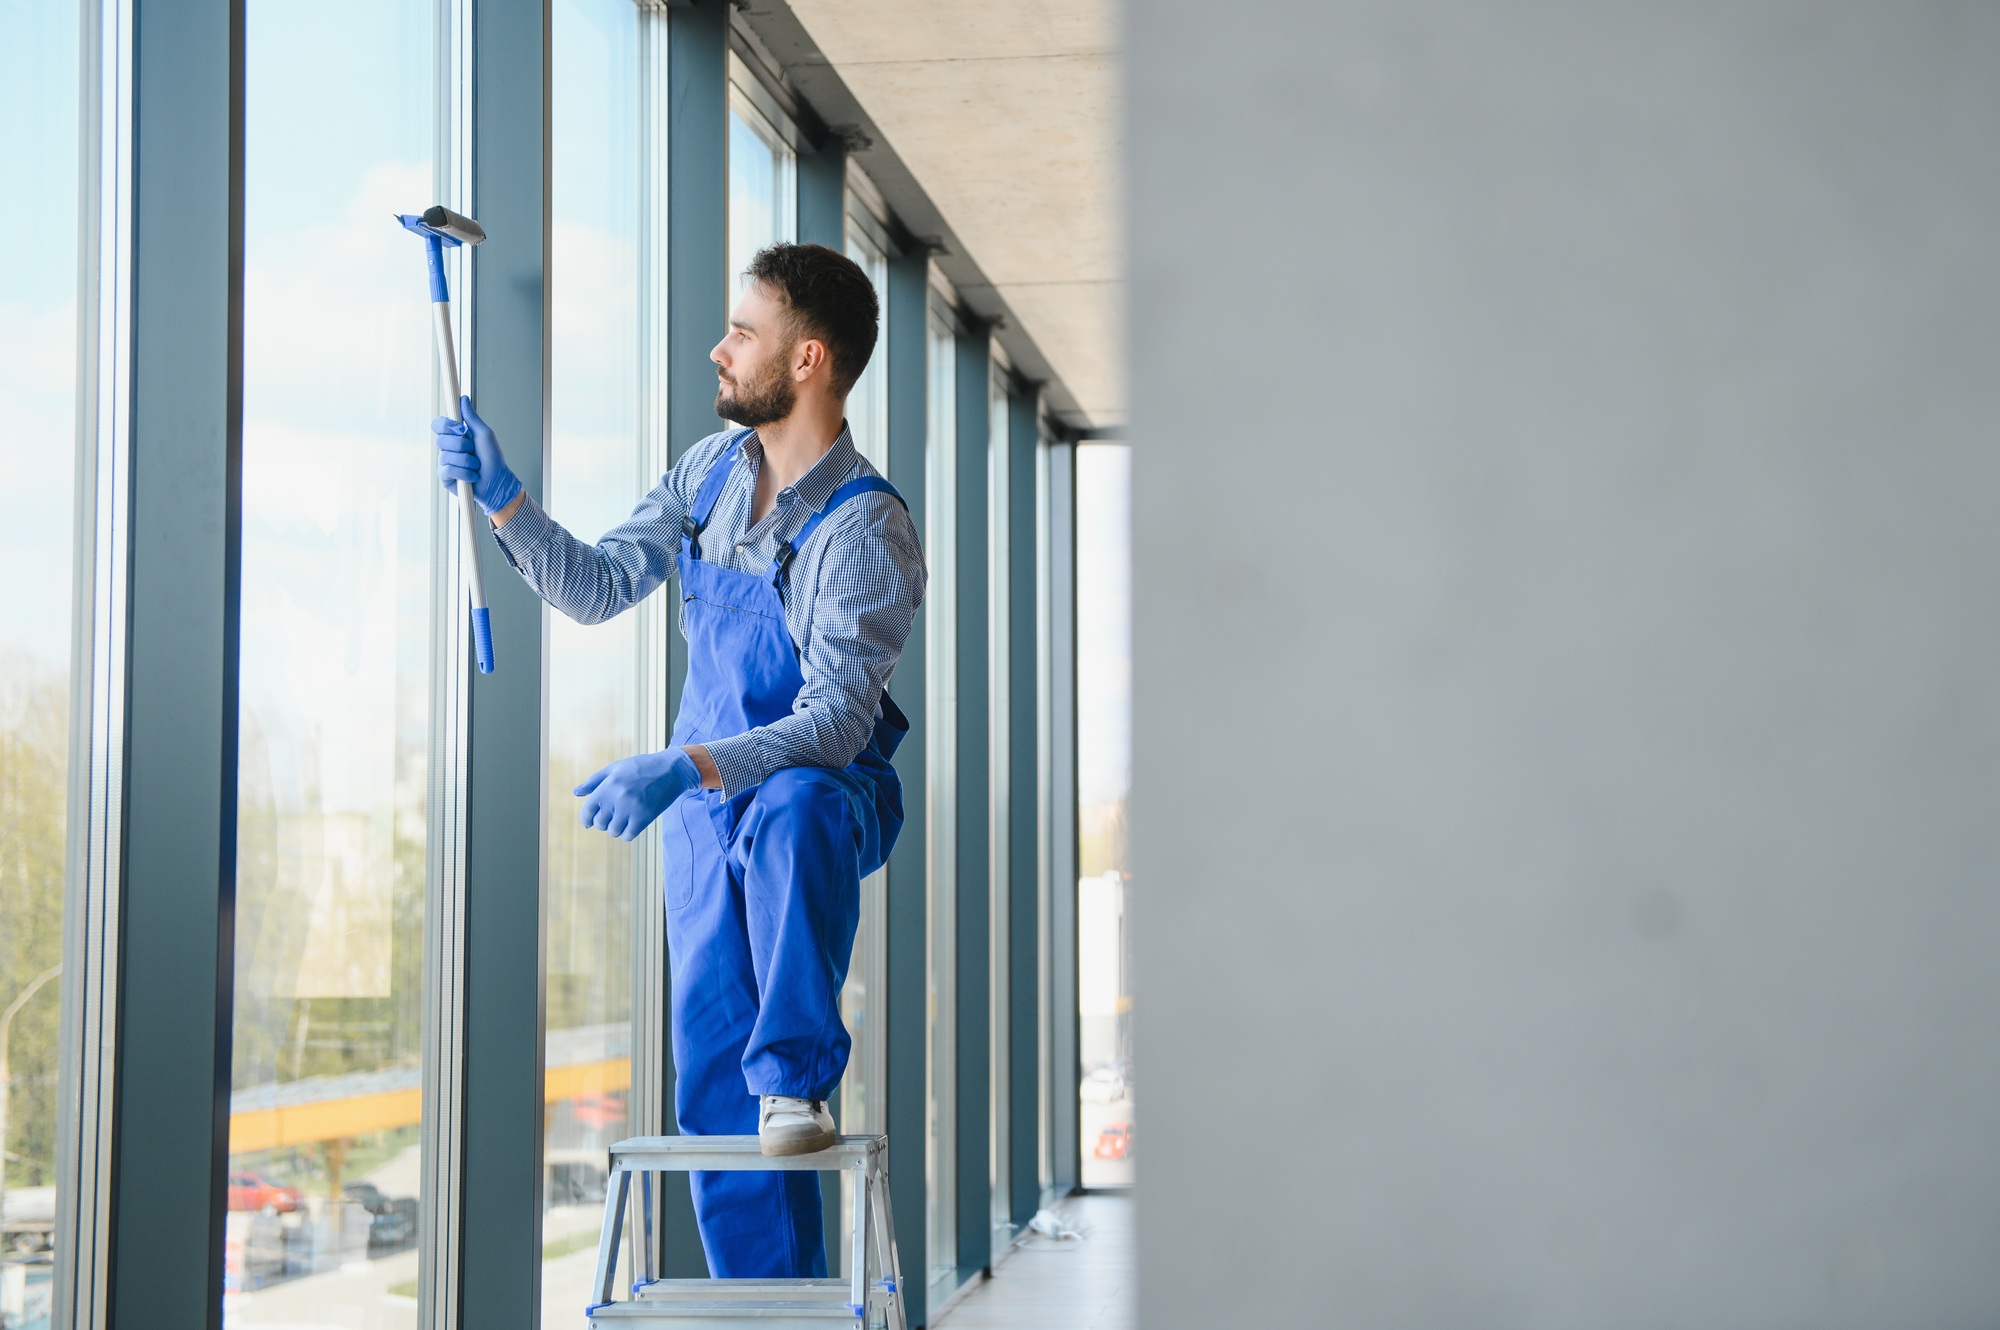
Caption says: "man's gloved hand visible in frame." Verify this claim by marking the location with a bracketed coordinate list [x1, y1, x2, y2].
[432, 396, 523, 515]
[574, 748, 704, 841]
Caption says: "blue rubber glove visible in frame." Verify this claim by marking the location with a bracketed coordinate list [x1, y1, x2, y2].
[432, 396, 523, 515]
[575, 748, 704, 841]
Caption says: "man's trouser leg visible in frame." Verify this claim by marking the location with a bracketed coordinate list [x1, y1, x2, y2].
[662, 767, 872, 1278]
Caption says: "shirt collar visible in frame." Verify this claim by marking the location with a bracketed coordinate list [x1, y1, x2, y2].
[744, 423, 857, 515]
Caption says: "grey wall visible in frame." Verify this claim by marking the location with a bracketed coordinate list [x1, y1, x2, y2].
[1128, 5, 2000, 1327]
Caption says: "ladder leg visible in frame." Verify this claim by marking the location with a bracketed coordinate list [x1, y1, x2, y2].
[591, 1163, 628, 1307]
[849, 1164, 869, 1322]
[868, 1166, 907, 1330]
[635, 1169, 657, 1288]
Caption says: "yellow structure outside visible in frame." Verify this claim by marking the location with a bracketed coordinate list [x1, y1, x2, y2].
[228, 1056, 631, 1154]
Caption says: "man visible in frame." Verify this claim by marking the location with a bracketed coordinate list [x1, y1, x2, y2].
[433, 242, 925, 1279]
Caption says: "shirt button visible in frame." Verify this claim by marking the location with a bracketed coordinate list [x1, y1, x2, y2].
[736, 542, 746, 550]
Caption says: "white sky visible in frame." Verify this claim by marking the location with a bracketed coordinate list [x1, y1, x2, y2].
[1076, 443, 1132, 807]
[0, 0, 83, 674]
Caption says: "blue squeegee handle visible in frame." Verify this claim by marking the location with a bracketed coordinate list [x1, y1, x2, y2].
[425, 234, 496, 674]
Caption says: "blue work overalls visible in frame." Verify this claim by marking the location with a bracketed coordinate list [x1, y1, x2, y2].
[663, 437, 908, 1278]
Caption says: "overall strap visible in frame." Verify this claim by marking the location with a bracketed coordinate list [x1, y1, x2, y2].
[680, 432, 751, 560]
[770, 475, 907, 591]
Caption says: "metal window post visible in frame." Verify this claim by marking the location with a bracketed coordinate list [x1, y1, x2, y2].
[952, 326, 993, 1275]
[656, 0, 730, 1278]
[796, 117, 846, 251]
[1005, 385, 1043, 1226]
[99, 2, 246, 1327]
[454, 0, 551, 1322]
[1042, 438, 1080, 1200]
[793, 115, 849, 1274]
[883, 240, 931, 1326]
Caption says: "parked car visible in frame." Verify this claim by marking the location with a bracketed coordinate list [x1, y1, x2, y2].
[344, 1182, 419, 1253]
[2, 1185, 55, 1253]
[1080, 1066, 1129, 1103]
[1093, 1120, 1133, 1160]
[570, 1090, 628, 1132]
[227, 1170, 301, 1213]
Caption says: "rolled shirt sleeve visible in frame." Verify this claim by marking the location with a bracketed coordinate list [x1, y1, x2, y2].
[486, 426, 925, 799]
[491, 433, 735, 625]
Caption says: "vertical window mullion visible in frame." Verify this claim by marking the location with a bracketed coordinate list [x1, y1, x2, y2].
[47, 0, 127, 1322]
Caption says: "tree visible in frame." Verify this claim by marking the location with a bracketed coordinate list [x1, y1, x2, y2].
[0, 656, 68, 1190]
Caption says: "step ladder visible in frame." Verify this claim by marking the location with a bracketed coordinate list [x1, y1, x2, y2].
[585, 1134, 907, 1330]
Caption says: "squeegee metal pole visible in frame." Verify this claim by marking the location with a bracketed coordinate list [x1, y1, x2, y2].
[432, 303, 488, 609]
[425, 236, 496, 673]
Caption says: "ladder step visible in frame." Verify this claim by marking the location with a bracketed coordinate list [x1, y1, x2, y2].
[589, 1299, 863, 1323]
[609, 1134, 882, 1172]
[635, 1279, 854, 1303]
[589, 1132, 905, 1330]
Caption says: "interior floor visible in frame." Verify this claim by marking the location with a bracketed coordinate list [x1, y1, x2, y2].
[936, 1193, 1133, 1330]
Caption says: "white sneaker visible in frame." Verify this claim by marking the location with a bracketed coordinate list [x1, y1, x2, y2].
[759, 1095, 836, 1157]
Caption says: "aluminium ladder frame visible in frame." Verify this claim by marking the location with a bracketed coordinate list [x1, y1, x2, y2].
[586, 1134, 907, 1330]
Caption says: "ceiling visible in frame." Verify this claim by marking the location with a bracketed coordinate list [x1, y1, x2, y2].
[779, 0, 1124, 431]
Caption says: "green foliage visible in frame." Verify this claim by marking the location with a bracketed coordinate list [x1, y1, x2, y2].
[0, 658, 67, 1188]
[228, 708, 429, 1093]
[544, 754, 634, 1035]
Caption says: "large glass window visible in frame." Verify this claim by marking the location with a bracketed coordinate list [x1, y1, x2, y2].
[224, 3, 434, 1321]
[1075, 443, 1132, 1189]
[726, 78, 795, 304]
[924, 306, 958, 1287]
[837, 200, 890, 1151]
[842, 209, 889, 473]
[0, 3, 81, 1325]
[541, 0, 644, 1319]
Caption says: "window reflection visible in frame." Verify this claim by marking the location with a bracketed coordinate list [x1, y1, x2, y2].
[226, 2, 433, 1322]
[0, 3, 80, 1326]
[541, 0, 641, 1316]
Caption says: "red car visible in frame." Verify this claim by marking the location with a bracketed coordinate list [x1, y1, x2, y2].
[228, 1169, 302, 1213]
[1093, 1121, 1133, 1160]
[571, 1090, 629, 1132]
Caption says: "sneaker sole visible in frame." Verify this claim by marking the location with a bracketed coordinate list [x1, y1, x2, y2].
[761, 1129, 836, 1158]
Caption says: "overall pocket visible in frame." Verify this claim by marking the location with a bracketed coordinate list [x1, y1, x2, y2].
[663, 795, 700, 911]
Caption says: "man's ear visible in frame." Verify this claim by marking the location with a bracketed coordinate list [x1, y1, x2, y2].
[794, 336, 828, 382]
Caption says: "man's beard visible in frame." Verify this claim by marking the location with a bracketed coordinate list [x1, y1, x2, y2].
[714, 355, 796, 427]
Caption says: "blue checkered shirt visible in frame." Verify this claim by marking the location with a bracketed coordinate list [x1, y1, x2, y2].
[493, 425, 926, 797]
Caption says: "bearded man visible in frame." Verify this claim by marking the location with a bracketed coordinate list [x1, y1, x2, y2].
[432, 242, 925, 1279]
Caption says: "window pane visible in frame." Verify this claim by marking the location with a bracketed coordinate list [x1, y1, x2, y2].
[542, 0, 641, 1317]
[924, 310, 958, 1286]
[0, 2, 80, 1324]
[727, 99, 795, 304]
[1075, 443, 1132, 1189]
[838, 210, 889, 1146]
[226, 2, 433, 1321]
[842, 218, 889, 472]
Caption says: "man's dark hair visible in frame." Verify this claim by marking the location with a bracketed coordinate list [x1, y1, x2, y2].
[745, 242, 879, 399]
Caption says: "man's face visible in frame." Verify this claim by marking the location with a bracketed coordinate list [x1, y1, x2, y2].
[711, 281, 797, 426]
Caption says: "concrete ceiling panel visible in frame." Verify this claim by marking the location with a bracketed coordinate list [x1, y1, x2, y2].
[786, 0, 1125, 428]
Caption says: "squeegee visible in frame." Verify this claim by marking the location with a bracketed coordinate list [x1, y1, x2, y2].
[397, 205, 496, 674]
